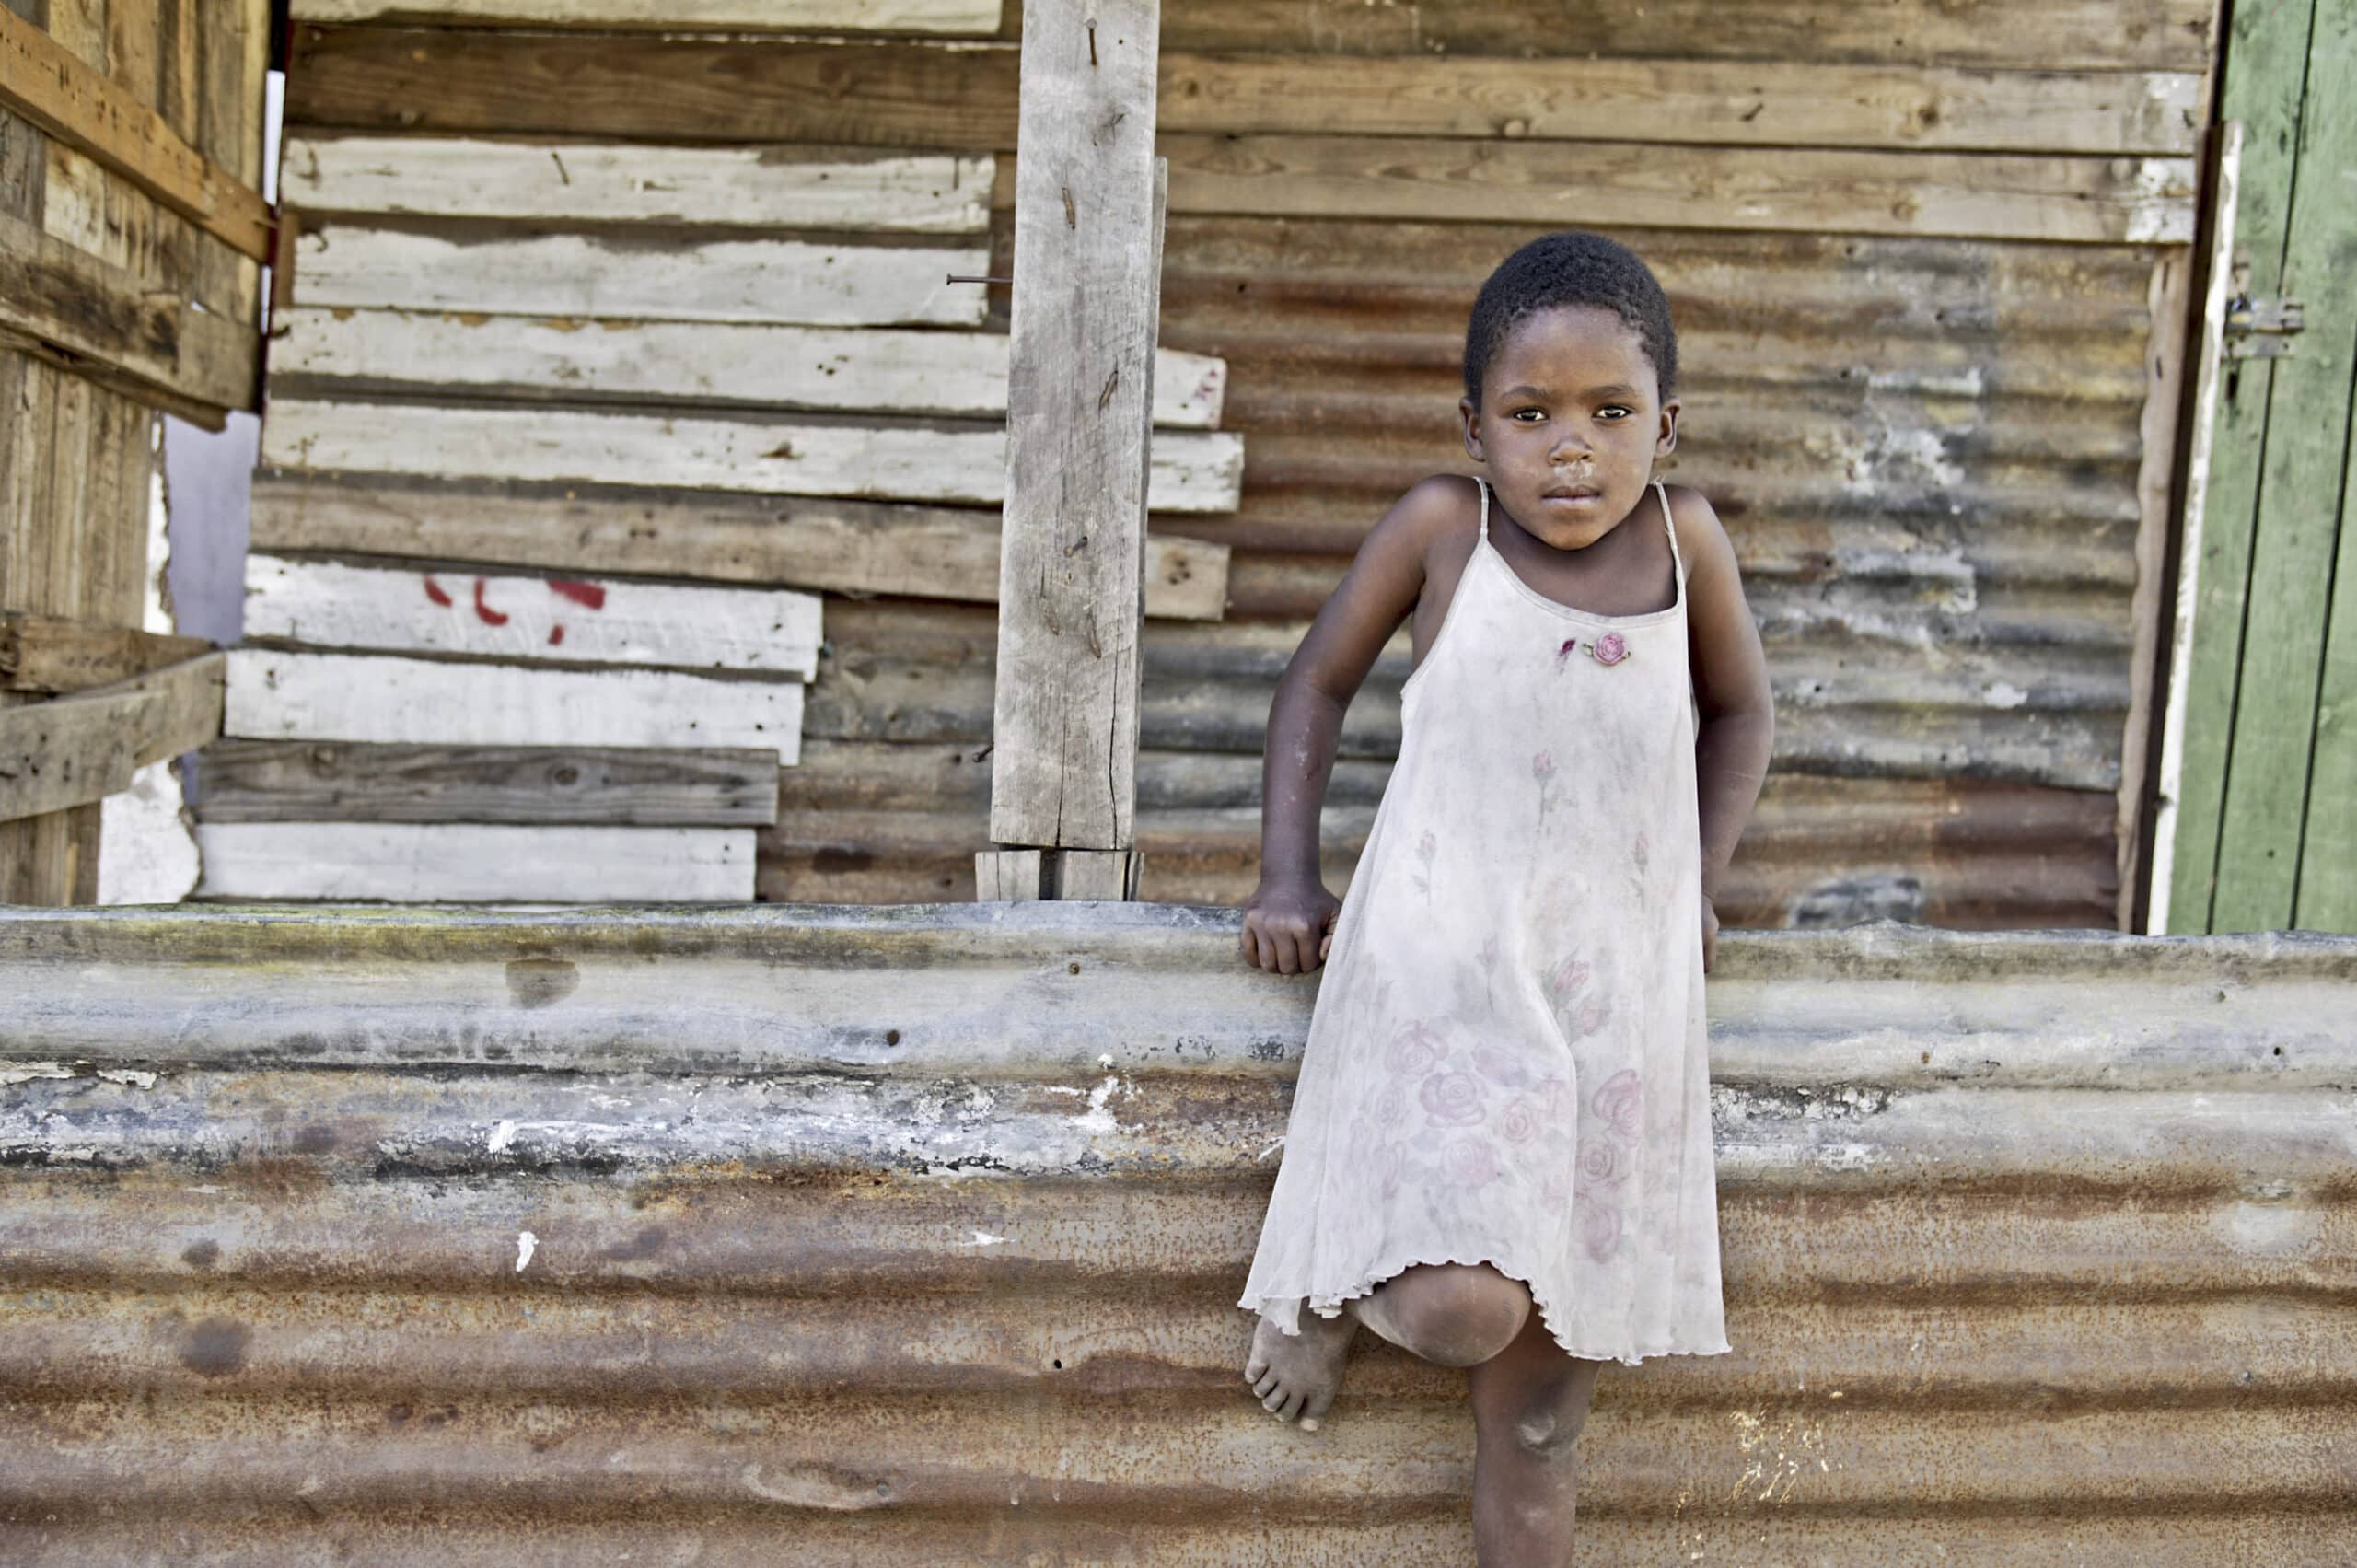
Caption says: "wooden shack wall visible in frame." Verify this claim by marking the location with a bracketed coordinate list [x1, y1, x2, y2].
[275, 0, 2218, 927]
[0, 0, 269, 901]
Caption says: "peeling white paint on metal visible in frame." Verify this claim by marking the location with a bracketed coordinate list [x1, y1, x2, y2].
[95, 1068, 157, 1088]
[487, 1120, 519, 1153]
[0, 1063, 73, 1086]
[514, 1230, 538, 1272]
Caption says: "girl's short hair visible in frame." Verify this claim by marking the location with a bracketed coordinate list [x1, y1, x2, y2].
[1462, 231, 1678, 408]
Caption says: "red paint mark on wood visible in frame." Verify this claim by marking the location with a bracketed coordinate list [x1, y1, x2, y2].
[549, 579, 608, 610]
[549, 625, 566, 646]
[423, 575, 454, 608]
[473, 578, 510, 627]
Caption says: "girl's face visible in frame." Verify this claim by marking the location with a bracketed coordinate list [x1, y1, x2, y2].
[1458, 305, 1678, 551]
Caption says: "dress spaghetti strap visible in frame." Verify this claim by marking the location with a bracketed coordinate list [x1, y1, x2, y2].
[1656, 480, 1684, 582]
[1477, 476, 1490, 541]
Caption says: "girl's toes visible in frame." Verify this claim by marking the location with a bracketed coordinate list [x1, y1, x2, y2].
[1252, 1372, 1279, 1400]
[1261, 1386, 1289, 1413]
[1299, 1387, 1336, 1433]
[1245, 1353, 1268, 1383]
[1278, 1389, 1307, 1423]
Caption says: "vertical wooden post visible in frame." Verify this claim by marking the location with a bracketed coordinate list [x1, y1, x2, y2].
[979, 0, 1163, 900]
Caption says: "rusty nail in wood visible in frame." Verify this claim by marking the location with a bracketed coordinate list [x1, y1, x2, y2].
[946, 273, 1015, 285]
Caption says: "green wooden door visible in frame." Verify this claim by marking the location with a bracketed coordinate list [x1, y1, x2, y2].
[2163, 0, 2357, 933]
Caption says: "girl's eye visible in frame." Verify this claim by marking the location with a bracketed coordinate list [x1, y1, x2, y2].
[1596, 406, 1632, 421]
[1511, 409, 1546, 423]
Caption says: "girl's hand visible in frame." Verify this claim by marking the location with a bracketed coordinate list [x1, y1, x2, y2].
[1241, 879, 1343, 974]
[1700, 894, 1721, 974]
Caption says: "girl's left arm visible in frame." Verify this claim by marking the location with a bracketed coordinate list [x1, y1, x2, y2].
[1668, 485, 1774, 970]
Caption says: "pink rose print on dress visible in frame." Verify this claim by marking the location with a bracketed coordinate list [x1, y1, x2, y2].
[1579, 1139, 1629, 1187]
[1572, 997, 1612, 1040]
[1419, 1069, 1486, 1127]
[1591, 1068, 1644, 1141]
[1443, 1135, 1503, 1189]
[1546, 955, 1592, 1009]
[1499, 1097, 1540, 1145]
[1539, 1164, 1573, 1206]
[1374, 1080, 1407, 1127]
[1591, 631, 1630, 667]
[1573, 1192, 1622, 1260]
[1471, 1037, 1532, 1089]
[1411, 829, 1438, 900]
[1377, 1144, 1408, 1200]
[1387, 1020, 1445, 1077]
[1532, 749, 1561, 830]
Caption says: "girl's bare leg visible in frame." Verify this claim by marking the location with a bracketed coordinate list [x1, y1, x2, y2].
[1246, 1263, 1532, 1430]
[1466, 1311, 1603, 1567]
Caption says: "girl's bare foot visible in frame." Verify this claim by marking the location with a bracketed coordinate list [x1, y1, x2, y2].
[1245, 1308, 1355, 1431]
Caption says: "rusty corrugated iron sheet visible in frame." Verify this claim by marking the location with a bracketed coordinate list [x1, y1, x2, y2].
[2, 905, 2350, 1562]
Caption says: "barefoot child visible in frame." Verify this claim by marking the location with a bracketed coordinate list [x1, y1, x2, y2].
[1235, 231, 1774, 1562]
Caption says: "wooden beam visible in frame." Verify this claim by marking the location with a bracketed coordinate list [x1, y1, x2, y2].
[1155, 134, 2198, 245]
[246, 474, 1232, 622]
[283, 137, 993, 233]
[0, 610, 211, 693]
[0, 209, 258, 418]
[196, 740, 782, 827]
[289, 224, 989, 328]
[241, 554, 823, 679]
[195, 821, 757, 902]
[987, 0, 1164, 862]
[286, 0, 1003, 32]
[0, 651, 225, 823]
[225, 648, 805, 764]
[0, 6, 276, 261]
[269, 308, 1229, 428]
[259, 401, 1244, 512]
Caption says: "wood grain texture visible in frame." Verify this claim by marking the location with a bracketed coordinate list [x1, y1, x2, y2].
[287, 0, 1001, 32]
[1156, 134, 2197, 244]
[290, 224, 990, 327]
[989, 0, 1162, 852]
[281, 136, 992, 233]
[0, 650, 224, 821]
[0, 5, 273, 259]
[194, 820, 757, 901]
[0, 207, 256, 415]
[259, 400, 1244, 512]
[196, 740, 782, 826]
[284, 29, 2202, 154]
[246, 474, 1231, 621]
[270, 308, 1228, 428]
[2212, 0, 2357, 930]
[0, 610, 210, 691]
[242, 554, 822, 678]
[225, 648, 805, 764]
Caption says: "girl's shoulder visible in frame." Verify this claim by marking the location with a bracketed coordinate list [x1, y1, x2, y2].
[1378, 473, 1486, 561]
[1657, 482, 1736, 583]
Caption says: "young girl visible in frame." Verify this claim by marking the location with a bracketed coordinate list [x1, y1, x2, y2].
[1235, 231, 1774, 1562]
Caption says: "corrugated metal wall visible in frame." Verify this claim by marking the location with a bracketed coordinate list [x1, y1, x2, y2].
[1, 904, 2351, 1562]
[276, 1, 2212, 926]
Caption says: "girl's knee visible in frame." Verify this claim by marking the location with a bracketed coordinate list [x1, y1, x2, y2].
[1380, 1266, 1529, 1366]
[1512, 1396, 1588, 1462]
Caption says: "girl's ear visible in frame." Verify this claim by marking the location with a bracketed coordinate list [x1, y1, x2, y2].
[1459, 396, 1486, 462]
[1655, 398, 1681, 460]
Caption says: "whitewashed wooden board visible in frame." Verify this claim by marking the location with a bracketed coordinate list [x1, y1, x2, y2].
[262, 401, 1247, 512]
[293, 226, 988, 328]
[196, 822, 755, 902]
[226, 649, 804, 764]
[99, 761, 201, 905]
[284, 138, 993, 234]
[288, 0, 1000, 32]
[243, 555, 824, 677]
[272, 309, 1229, 430]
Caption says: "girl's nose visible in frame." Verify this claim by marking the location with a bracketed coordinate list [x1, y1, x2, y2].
[1550, 430, 1593, 462]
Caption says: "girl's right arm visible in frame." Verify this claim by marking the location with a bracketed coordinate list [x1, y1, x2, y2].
[1242, 476, 1470, 973]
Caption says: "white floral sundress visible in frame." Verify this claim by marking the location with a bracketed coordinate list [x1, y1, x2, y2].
[1238, 478, 1729, 1365]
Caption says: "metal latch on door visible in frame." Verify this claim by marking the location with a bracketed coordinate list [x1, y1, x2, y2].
[2223, 256, 2306, 359]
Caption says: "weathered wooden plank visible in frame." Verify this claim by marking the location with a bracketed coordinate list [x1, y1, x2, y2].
[95, 757, 201, 905]
[225, 648, 805, 764]
[2212, 0, 2357, 930]
[242, 554, 822, 678]
[989, 0, 1163, 854]
[2297, 408, 2357, 929]
[1155, 134, 2198, 244]
[1162, 55, 2205, 156]
[259, 401, 1244, 513]
[290, 225, 989, 327]
[2162, 0, 2313, 931]
[286, 0, 1000, 32]
[0, 6, 274, 259]
[282, 136, 992, 233]
[196, 740, 782, 827]
[246, 474, 1231, 621]
[2147, 122, 2241, 935]
[194, 821, 757, 901]
[283, 29, 2203, 154]
[0, 651, 224, 822]
[0, 208, 256, 417]
[270, 308, 1228, 428]
[0, 610, 209, 692]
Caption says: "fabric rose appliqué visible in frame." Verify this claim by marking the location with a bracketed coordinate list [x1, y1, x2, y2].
[1557, 633, 1631, 668]
[1419, 1070, 1486, 1127]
